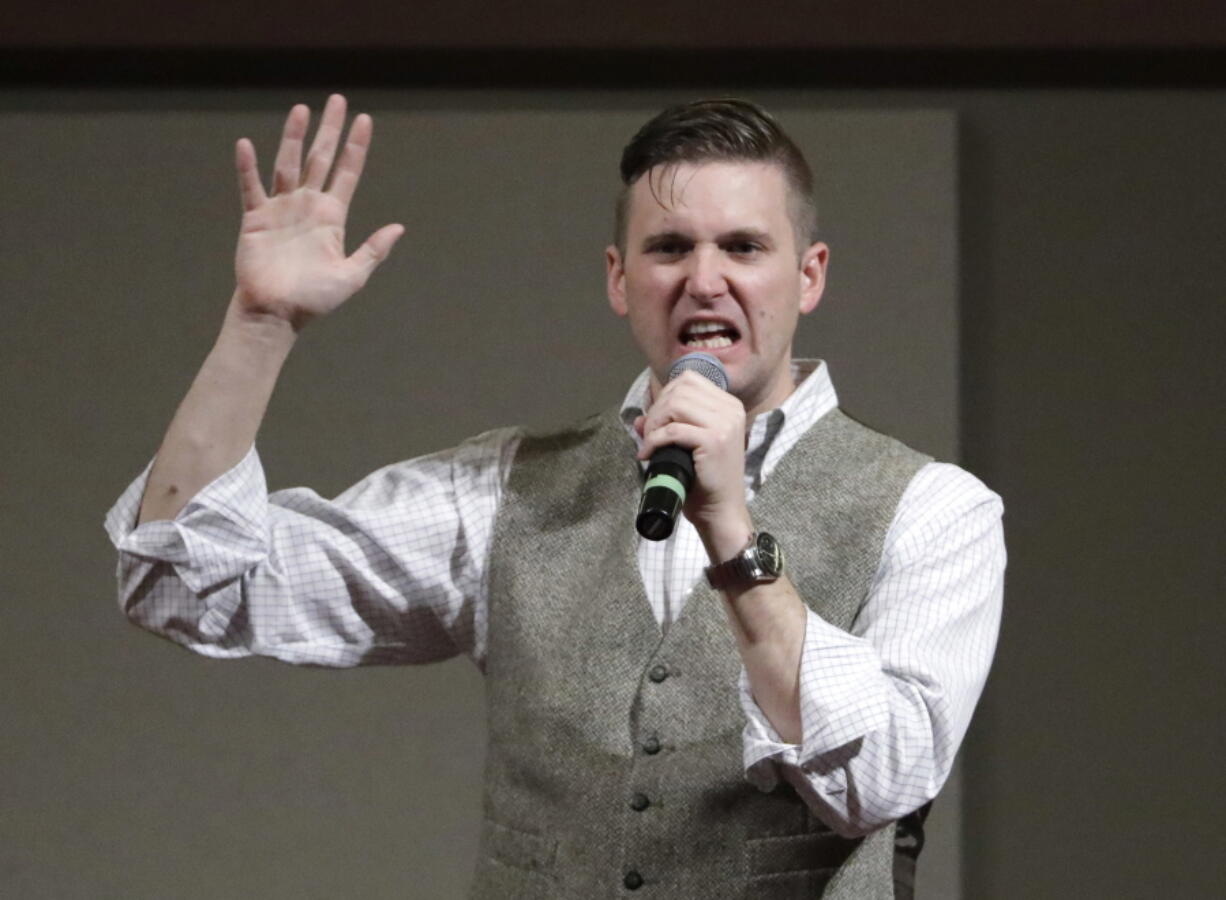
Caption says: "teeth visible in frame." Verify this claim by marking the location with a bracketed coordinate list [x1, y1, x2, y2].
[680, 321, 738, 349]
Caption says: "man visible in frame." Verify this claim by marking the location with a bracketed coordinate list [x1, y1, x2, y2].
[107, 96, 1004, 898]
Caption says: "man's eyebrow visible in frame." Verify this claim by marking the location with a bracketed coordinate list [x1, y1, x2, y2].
[640, 230, 692, 249]
[719, 228, 773, 245]
[640, 228, 774, 249]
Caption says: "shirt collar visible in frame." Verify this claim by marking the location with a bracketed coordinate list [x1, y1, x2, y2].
[618, 359, 838, 490]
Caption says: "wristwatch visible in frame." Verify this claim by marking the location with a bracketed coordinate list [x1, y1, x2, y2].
[704, 532, 785, 590]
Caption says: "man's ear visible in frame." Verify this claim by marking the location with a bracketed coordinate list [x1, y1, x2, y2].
[798, 241, 829, 315]
[606, 245, 628, 317]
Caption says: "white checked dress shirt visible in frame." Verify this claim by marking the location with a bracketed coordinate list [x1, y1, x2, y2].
[106, 360, 1004, 837]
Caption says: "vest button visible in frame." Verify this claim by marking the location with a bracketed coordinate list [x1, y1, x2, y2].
[642, 736, 661, 755]
[624, 870, 644, 890]
[648, 664, 670, 683]
[630, 792, 650, 811]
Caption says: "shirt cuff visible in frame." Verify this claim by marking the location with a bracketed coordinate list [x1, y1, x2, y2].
[740, 607, 891, 776]
[104, 445, 269, 595]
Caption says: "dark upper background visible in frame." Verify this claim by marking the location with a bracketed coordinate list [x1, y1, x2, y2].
[5, 0, 1226, 49]
[4, 3, 1225, 897]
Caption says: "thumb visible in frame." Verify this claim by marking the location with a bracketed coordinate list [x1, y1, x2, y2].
[349, 223, 405, 283]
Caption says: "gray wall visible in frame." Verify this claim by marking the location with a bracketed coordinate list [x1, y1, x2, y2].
[948, 90, 1226, 898]
[0, 94, 963, 897]
[875, 88, 1224, 898]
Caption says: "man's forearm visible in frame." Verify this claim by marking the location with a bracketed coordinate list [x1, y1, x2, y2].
[698, 508, 808, 744]
[138, 293, 297, 524]
[720, 577, 808, 743]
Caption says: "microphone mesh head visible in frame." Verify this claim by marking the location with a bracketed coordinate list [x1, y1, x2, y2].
[667, 352, 729, 391]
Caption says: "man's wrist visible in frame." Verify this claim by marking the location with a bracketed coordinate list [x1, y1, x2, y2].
[220, 293, 299, 361]
[695, 505, 755, 565]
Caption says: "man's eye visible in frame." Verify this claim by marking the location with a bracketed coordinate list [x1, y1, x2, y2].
[727, 241, 762, 255]
[650, 242, 688, 256]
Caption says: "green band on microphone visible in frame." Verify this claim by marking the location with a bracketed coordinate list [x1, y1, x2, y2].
[644, 472, 686, 503]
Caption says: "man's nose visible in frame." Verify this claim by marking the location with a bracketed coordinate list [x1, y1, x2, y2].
[685, 246, 727, 301]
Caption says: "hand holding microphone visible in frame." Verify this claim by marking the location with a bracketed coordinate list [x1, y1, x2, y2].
[635, 352, 744, 541]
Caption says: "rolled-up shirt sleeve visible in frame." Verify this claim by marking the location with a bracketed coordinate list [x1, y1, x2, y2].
[104, 431, 518, 668]
[739, 462, 1005, 837]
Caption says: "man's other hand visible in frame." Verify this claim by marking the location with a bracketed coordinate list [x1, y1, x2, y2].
[232, 94, 404, 330]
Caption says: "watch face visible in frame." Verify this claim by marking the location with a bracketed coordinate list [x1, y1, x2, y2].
[755, 532, 784, 577]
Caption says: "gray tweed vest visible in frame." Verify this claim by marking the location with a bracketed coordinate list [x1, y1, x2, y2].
[473, 407, 929, 899]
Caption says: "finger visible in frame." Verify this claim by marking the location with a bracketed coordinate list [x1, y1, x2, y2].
[327, 113, 372, 206]
[637, 422, 706, 459]
[668, 377, 745, 423]
[272, 103, 309, 195]
[301, 93, 347, 189]
[658, 369, 727, 398]
[234, 138, 267, 211]
[347, 223, 405, 284]
[644, 382, 734, 433]
[669, 369, 735, 402]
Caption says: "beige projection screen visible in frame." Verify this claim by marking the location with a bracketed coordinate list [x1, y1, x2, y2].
[0, 92, 958, 898]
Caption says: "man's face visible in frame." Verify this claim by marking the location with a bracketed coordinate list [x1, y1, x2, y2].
[606, 160, 828, 419]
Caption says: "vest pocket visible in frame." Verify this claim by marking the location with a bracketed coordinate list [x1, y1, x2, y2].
[479, 817, 558, 878]
[744, 832, 842, 899]
[743, 868, 836, 899]
[746, 831, 853, 877]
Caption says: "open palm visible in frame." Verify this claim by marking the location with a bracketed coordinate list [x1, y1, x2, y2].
[233, 95, 402, 328]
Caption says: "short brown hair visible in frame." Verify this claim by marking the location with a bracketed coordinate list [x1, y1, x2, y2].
[614, 99, 818, 255]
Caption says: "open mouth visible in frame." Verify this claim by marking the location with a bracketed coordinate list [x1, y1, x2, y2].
[679, 320, 741, 350]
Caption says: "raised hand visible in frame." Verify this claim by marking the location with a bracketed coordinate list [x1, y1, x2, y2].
[232, 94, 404, 329]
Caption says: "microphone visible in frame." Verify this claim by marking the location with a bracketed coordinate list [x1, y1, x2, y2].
[635, 352, 729, 541]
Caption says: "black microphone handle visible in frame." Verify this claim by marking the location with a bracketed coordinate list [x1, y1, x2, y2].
[636, 446, 695, 541]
